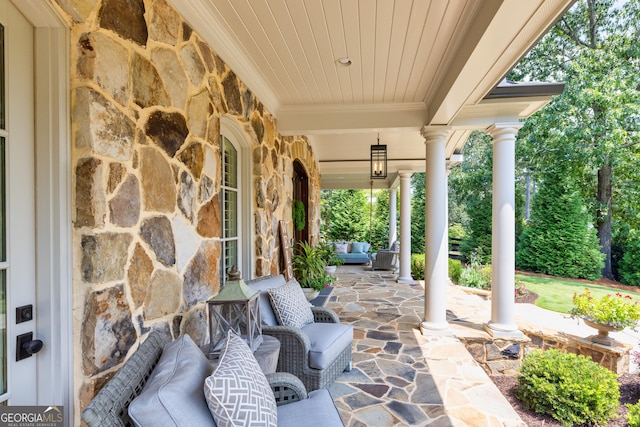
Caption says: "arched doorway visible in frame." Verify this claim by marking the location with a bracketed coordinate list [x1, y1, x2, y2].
[293, 160, 309, 246]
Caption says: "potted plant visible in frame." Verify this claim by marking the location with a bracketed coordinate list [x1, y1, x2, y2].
[292, 241, 334, 300]
[317, 241, 344, 274]
[570, 288, 640, 345]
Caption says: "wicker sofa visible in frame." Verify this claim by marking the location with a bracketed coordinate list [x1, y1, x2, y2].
[81, 331, 344, 427]
[247, 275, 353, 391]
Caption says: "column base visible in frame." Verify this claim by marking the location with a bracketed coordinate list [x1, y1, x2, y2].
[420, 320, 451, 336]
[397, 275, 413, 283]
[483, 321, 525, 339]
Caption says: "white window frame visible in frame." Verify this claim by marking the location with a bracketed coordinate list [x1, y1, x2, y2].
[220, 116, 253, 280]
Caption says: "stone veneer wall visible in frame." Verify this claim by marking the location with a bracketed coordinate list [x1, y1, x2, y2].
[460, 330, 631, 376]
[50, 0, 321, 419]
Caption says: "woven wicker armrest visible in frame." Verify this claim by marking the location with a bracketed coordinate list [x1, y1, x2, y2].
[81, 331, 169, 427]
[262, 324, 311, 351]
[311, 306, 339, 323]
[266, 372, 308, 406]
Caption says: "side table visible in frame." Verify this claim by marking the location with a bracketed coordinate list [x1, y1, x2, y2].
[253, 335, 280, 374]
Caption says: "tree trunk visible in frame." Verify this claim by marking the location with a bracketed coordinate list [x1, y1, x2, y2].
[597, 162, 613, 279]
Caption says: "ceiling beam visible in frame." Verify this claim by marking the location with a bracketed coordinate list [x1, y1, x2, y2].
[277, 102, 428, 135]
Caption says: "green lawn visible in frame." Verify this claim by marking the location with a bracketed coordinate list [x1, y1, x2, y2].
[516, 273, 640, 314]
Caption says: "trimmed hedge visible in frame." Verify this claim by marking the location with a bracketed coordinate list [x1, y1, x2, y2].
[411, 254, 425, 280]
[516, 349, 619, 426]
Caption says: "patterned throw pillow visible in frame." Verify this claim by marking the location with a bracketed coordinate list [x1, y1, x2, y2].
[267, 279, 315, 328]
[204, 331, 277, 427]
[333, 242, 348, 253]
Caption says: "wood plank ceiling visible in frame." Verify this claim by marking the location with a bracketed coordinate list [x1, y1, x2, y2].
[171, 0, 575, 189]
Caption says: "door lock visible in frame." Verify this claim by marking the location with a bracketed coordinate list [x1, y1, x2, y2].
[16, 305, 33, 324]
[16, 332, 43, 361]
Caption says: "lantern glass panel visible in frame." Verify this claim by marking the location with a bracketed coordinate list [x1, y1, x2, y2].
[207, 296, 262, 358]
[370, 144, 387, 179]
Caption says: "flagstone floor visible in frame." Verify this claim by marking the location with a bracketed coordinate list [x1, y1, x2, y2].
[322, 265, 640, 426]
[324, 266, 526, 427]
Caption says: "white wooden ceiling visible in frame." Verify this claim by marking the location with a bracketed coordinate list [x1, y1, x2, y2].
[171, 0, 575, 189]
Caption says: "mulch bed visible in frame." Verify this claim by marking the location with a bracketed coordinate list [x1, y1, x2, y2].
[497, 279, 640, 426]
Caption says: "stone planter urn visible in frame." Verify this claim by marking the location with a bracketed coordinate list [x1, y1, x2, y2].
[301, 288, 319, 301]
[583, 319, 621, 346]
[325, 265, 337, 275]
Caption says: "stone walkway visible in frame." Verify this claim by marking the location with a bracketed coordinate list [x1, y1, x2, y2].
[325, 267, 526, 427]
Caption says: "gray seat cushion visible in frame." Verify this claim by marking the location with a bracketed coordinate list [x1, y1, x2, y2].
[248, 275, 287, 326]
[301, 323, 353, 370]
[128, 334, 215, 427]
[276, 389, 344, 427]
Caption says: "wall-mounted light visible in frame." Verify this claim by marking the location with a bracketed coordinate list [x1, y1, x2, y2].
[370, 133, 387, 179]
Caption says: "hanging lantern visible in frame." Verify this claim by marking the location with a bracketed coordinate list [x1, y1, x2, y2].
[370, 133, 387, 179]
[207, 266, 263, 357]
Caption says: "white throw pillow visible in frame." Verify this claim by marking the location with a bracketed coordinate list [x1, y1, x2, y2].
[267, 279, 315, 328]
[333, 242, 348, 254]
[204, 331, 277, 427]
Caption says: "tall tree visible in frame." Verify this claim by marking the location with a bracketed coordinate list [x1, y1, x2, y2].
[449, 131, 494, 263]
[511, 0, 640, 279]
[516, 166, 604, 280]
[411, 173, 426, 254]
[321, 189, 369, 242]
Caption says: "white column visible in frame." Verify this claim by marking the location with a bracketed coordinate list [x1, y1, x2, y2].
[389, 188, 397, 246]
[397, 172, 413, 283]
[420, 127, 450, 332]
[485, 123, 524, 338]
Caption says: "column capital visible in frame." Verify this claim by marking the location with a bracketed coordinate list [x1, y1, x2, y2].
[486, 122, 524, 139]
[421, 125, 451, 143]
[398, 170, 413, 179]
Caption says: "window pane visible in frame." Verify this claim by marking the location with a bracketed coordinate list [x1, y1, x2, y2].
[0, 138, 4, 262]
[224, 190, 237, 238]
[225, 240, 237, 276]
[223, 137, 237, 189]
[0, 270, 6, 396]
[0, 25, 4, 130]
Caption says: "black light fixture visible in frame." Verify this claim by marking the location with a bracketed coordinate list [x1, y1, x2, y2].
[370, 133, 387, 179]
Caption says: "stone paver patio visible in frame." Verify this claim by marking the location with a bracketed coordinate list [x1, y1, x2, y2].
[325, 266, 525, 427]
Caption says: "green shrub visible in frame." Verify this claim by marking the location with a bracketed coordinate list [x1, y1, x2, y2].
[479, 266, 492, 286]
[448, 259, 462, 284]
[516, 349, 619, 426]
[459, 254, 491, 289]
[460, 267, 488, 289]
[411, 254, 425, 280]
[448, 223, 466, 239]
[627, 401, 640, 427]
[619, 229, 640, 286]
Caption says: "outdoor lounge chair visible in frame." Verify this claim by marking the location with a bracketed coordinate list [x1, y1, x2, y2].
[247, 275, 353, 392]
[370, 240, 399, 271]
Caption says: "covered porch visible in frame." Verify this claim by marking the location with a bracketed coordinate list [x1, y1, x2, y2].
[173, 0, 573, 338]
